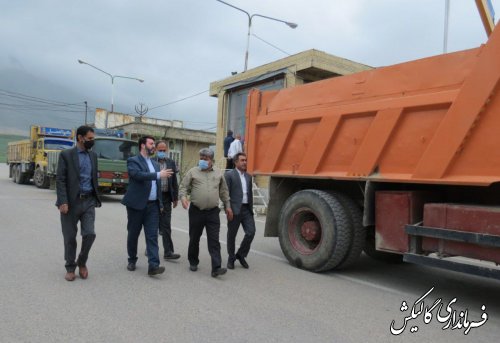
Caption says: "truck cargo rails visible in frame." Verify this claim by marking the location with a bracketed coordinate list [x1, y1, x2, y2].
[245, 23, 500, 279]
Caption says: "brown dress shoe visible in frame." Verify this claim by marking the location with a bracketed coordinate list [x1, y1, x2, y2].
[65, 272, 76, 281]
[79, 266, 88, 279]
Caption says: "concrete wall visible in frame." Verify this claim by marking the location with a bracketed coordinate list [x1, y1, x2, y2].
[111, 122, 215, 179]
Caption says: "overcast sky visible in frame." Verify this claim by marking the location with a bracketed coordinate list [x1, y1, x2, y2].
[0, 0, 498, 131]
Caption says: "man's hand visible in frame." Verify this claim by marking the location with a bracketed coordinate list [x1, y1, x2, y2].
[160, 168, 173, 178]
[181, 198, 189, 209]
[59, 204, 69, 214]
[226, 208, 233, 221]
[173, 200, 178, 208]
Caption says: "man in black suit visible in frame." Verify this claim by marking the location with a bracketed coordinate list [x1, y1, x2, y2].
[56, 125, 102, 281]
[224, 152, 256, 269]
[155, 140, 180, 260]
[121, 136, 173, 276]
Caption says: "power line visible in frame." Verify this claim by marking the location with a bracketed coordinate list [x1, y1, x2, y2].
[150, 90, 209, 110]
[252, 33, 291, 56]
[0, 89, 86, 108]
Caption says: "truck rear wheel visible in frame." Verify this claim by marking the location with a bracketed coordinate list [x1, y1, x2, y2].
[34, 167, 50, 189]
[278, 189, 351, 272]
[330, 192, 366, 270]
[14, 165, 21, 184]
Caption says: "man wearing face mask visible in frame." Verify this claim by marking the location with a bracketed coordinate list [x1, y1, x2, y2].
[56, 125, 102, 281]
[154, 140, 180, 260]
[179, 148, 233, 278]
[122, 136, 173, 276]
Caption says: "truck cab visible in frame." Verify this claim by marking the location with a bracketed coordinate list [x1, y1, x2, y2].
[92, 129, 139, 194]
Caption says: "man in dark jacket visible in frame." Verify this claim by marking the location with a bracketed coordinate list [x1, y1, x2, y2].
[155, 140, 180, 260]
[121, 136, 172, 276]
[224, 152, 255, 269]
[56, 125, 101, 281]
[223, 130, 234, 169]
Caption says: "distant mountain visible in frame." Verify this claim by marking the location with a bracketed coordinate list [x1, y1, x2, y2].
[0, 68, 93, 135]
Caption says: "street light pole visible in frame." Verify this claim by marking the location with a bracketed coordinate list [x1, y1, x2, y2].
[77, 59, 144, 127]
[84, 101, 88, 125]
[215, 0, 297, 72]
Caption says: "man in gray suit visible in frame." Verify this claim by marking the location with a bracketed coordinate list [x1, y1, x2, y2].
[56, 125, 101, 281]
[225, 152, 255, 269]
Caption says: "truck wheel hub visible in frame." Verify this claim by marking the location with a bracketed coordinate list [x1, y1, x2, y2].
[301, 221, 321, 241]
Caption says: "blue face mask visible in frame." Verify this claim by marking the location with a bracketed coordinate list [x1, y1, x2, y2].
[157, 151, 167, 160]
[198, 159, 209, 170]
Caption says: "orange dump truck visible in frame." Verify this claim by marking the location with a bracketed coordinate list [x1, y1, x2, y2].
[245, 24, 500, 279]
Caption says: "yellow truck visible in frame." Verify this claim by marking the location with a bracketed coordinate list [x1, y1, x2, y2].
[7, 126, 75, 188]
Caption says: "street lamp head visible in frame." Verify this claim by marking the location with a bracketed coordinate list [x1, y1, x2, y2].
[286, 22, 298, 29]
[138, 79, 144, 83]
[78, 59, 85, 64]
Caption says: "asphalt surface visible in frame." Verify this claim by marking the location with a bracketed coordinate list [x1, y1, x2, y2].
[0, 163, 499, 342]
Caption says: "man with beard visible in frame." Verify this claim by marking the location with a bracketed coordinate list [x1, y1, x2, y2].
[122, 136, 173, 276]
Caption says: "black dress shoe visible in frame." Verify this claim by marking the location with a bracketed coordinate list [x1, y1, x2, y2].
[127, 263, 136, 271]
[227, 258, 235, 270]
[236, 255, 249, 269]
[148, 266, 165, 276]
[164, 253, 181, 260]
[189, 265, 198, 272]
[211, 267, 227, 278]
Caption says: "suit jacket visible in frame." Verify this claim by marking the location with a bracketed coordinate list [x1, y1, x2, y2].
[224, 168, 253, 216]
[55, 146, 102, 208]
[121, 155, 164, 210]
[153, 157, 179, 201]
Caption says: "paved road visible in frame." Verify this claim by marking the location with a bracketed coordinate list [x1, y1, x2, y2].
[0, 163, 498, 342]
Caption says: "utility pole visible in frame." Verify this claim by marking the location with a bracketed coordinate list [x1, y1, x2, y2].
[84, 101, 88, 125]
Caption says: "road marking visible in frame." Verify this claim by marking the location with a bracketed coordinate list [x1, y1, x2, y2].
[172, 225, 407, 296]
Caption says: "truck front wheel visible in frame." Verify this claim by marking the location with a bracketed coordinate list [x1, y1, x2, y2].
[278, 190, 351, 272]
[34, 167, 50, 189]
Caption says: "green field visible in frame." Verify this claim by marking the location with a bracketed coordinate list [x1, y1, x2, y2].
[0, 134, 27, 163]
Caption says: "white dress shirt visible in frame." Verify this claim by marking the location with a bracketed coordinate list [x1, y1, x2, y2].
[228, 139, 242, 159]
[238, 169, 248, 204]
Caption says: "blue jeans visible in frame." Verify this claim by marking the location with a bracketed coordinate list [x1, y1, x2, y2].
[126, 201, 160, 269]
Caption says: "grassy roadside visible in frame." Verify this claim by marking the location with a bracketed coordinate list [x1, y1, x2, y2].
[0, 134, 27, 163]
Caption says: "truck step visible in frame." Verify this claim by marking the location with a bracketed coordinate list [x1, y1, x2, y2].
[405, 224, 500, 248]
[403, 253, 500, 280]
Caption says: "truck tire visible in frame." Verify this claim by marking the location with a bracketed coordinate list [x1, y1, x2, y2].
[363, 226, 403, 263]
[34, 167, 50, 189]
[14, 165, 22, 184]
[278, 189, 351, 272]
[11, 164, 17, 182]
[330, 192, 366, 270]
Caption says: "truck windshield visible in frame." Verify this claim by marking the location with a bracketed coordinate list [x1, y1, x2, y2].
[93, 139, 139, 161]
[44, 139, 74, 150]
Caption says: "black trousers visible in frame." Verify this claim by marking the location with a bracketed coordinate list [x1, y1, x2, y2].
[227, 204, 256, 260]
[188, 205, 222, 271]
[60, 196, 96, 272]
[159, 192, 174, 255]
[225, 158, 234, 170]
